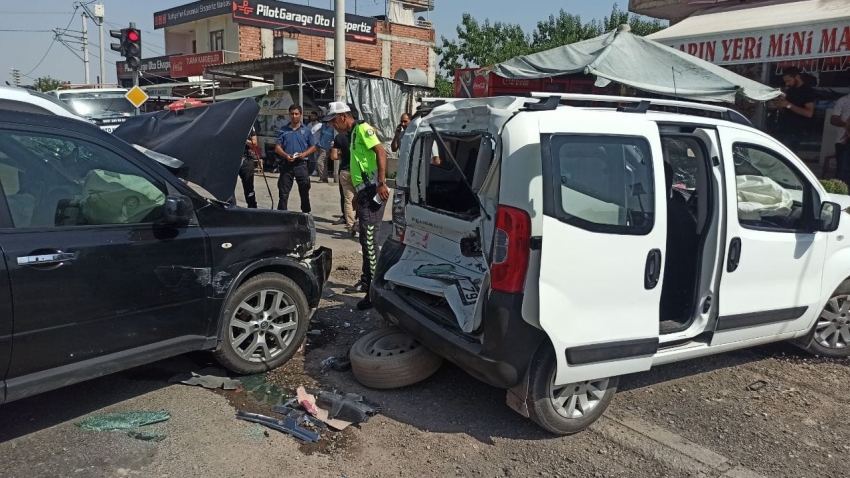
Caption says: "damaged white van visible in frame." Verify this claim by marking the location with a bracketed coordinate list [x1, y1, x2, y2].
[371, 94, 850, 435]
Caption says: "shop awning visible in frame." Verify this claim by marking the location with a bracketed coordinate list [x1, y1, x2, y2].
[203, 85, 273, 102]
[491, 26, 780, 103]
[647, 0, 850, 65]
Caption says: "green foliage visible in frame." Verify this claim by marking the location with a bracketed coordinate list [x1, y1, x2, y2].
[820, 179, 849, 195]
[434, 3, 666, 79]
[435, 75, 454, 98]
[34, 76, 63, 93]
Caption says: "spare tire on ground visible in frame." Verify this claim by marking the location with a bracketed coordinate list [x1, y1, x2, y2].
[350, 327, 443, 389]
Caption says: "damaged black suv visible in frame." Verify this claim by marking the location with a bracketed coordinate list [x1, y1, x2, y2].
[0, 110, 331, 404]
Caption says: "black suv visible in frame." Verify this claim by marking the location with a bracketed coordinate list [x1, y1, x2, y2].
[0, 111, 331, 404]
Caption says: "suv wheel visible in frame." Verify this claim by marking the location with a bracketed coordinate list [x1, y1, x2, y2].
[795, 282, 850, 358]
[526, 345, 618, 435]
[214, 273, 310, 374]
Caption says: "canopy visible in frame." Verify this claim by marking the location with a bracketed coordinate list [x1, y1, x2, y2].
[205, 85, 273, 102]
[491, 26, 781, 103]
[647, 0, 850, 66]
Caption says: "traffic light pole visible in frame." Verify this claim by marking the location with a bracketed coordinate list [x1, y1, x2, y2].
[131, 22, 140, 116]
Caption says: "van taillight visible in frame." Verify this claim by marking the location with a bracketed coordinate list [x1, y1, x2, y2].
[392, 189, 407, 242]
[491, 206, 531, 294]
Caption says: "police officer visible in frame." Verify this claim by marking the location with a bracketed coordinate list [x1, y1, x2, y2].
[275, 104, 317, 213]
[323, 102, 389, 310]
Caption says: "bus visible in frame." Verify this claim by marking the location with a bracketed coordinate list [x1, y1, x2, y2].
[45, 88, 133, 133]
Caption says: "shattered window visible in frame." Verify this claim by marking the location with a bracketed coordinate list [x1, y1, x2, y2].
[0, 130, 167, 228]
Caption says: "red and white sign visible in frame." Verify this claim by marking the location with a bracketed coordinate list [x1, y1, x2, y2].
[170, 51, 225, 78]
[666, 21, 850, 65]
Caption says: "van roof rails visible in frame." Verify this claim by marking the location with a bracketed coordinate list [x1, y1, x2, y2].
[529, 92, 754, 127]
[523, 95, 561, 111]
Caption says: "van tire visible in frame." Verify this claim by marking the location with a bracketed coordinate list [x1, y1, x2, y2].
[350, 327, 443, 389]
[794, 281, 850, 358]
[526, 345, 618, 435]
[214, 273, 310, 375]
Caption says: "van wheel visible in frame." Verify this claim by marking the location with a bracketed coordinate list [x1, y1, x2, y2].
[526, 345, 618, 435]
[795, 283, 850, 358]
[350, 327, 443, 389]
[214, 273, 310, 375]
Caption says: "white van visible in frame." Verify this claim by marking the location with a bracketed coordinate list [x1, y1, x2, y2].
[45, 88, 132, 133]
[372, 94, 850, 435]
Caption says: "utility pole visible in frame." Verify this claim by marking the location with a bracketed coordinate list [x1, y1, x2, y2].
[81, 11, 90, 84]
[11, 69, 21, 86]
[95, 3, 105, 87]
[334, 0, 346, 103]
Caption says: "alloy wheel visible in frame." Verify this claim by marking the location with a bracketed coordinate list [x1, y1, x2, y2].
[549, 373, 610, 419]
[814, 295, 850, 350]
[229, 288, 299, 363]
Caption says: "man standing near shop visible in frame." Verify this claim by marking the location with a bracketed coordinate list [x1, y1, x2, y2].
[239, 118, 261, 208]
[773, 67, 816, 156]
[330, 110, 356, 234]
[323, 102, 389, 310]
[275, 104, 317, 213]
[312, 111, 336, 184]
[830, 91, 850, 183]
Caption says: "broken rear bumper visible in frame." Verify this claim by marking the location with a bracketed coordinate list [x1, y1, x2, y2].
[372, 239, 545, 390]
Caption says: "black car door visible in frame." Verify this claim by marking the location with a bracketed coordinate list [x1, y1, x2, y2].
[0, 239, 12, 404]
[0, 124, 210, 397]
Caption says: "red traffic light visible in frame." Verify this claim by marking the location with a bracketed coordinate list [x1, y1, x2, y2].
[127, 30, 140, 42]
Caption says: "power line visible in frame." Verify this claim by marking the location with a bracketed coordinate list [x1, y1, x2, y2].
[0, 29, 55, 33]
[0, 11, 75, 14]
[23, 5, 80, 77]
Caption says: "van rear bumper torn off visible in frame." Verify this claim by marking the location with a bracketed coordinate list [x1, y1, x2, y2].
[372, 239, 546, 390]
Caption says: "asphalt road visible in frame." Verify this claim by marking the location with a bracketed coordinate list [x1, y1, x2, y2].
[0, 176, 848, 478]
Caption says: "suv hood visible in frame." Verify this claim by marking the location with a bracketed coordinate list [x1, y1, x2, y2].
[113, 98, 260, 203]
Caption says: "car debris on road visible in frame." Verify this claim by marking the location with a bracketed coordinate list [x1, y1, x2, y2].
[76, 411, 171, 432]
[169, 367, 241, 390]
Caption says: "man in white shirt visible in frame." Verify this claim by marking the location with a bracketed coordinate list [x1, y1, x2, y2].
[830, 93, 850, 183]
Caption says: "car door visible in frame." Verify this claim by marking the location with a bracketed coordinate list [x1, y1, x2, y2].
[0, 125, 209, 395]
[538, 117, 666, 385]
[712, 126, 827, 345]
[0, 241, 12, 404]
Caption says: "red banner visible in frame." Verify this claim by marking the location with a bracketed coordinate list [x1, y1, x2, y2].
[170, 51, 225, 78]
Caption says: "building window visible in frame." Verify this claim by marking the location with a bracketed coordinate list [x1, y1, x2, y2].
[209, 30, 224, 52]
[273, 37, 298, 57]
[192, 40, 197, 54]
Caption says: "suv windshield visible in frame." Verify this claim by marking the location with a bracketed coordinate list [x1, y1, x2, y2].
[58, 92, 134, 119]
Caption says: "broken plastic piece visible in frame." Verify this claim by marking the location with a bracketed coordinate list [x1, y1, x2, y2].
[77, 411, 171, 431]
[297, 386, 321, 416]
[169, 367, 241, 390]
[316, 392, 381, 424]
[293, 387, 352, 431]
[127, 431, 166, 442]
[236, 411, 320, 443]
[321, 356, 352, 372]
[271, 405, 328, 430]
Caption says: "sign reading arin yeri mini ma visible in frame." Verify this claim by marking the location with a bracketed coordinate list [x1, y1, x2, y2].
[666, 22, 850, 65]
[170, 51, 225, 78]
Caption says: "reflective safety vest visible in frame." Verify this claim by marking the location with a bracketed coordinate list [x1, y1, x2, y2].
[350, 121, 381, 190]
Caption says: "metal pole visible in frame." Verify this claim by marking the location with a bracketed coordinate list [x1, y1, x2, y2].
[334, 0, 346, 102]
[212, 73, 217, 103]
[82, 12, 90, 84]
[298, 62, 304, 107]
[98, 13, 105, 87]
[133, 70, 140, 116]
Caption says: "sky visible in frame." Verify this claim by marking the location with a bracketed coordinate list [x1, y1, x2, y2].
[0, 0, 625, 85]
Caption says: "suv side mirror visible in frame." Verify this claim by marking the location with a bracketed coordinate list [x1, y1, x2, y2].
[817, 201, 841, 232]
[160, 194, 194, 227]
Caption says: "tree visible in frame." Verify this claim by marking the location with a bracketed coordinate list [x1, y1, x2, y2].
[34, 76, 63, 92]
[434, 3, 666, 81]
[435, 75, 454, 98]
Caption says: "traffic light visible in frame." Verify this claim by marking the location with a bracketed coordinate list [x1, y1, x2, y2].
[125, 28, 141, 71]
[110, 27, 142, 71]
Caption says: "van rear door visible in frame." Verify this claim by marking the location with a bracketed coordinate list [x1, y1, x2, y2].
[538, 117, 666, 384]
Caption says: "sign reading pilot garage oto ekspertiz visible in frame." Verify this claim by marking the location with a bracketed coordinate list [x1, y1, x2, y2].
[232, 0, 377, 44]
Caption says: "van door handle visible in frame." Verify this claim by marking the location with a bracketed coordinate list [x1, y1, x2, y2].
[644, 249, 662, 290]
[17, 252, 75, 267]
[727, 237, 742, 273]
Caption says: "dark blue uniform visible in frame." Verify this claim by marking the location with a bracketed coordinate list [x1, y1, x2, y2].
[276, 123, 316, 212]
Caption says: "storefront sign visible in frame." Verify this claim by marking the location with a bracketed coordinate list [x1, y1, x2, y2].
[144, 87, 173, 97]
[171, 51, 225, 78]
[116, 55, 174, 79]
[231, 0, 377, 44]
[154, 0, 233, 29]
[664, 22, 850, 65]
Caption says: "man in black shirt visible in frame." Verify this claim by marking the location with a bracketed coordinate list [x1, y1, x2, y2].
[238, 120, 260, 208]
[331, 129, 356, 234]
[773, 67, 816, 156]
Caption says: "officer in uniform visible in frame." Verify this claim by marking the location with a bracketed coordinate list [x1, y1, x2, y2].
[274, 104, 317, 213]
[323, 102, 390, 310]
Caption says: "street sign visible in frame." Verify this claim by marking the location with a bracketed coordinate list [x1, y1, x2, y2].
[125, 85, 149, 109]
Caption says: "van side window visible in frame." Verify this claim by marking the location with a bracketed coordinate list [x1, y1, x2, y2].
[732, 144, 812, 231]
[549, 135, 654, 235]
